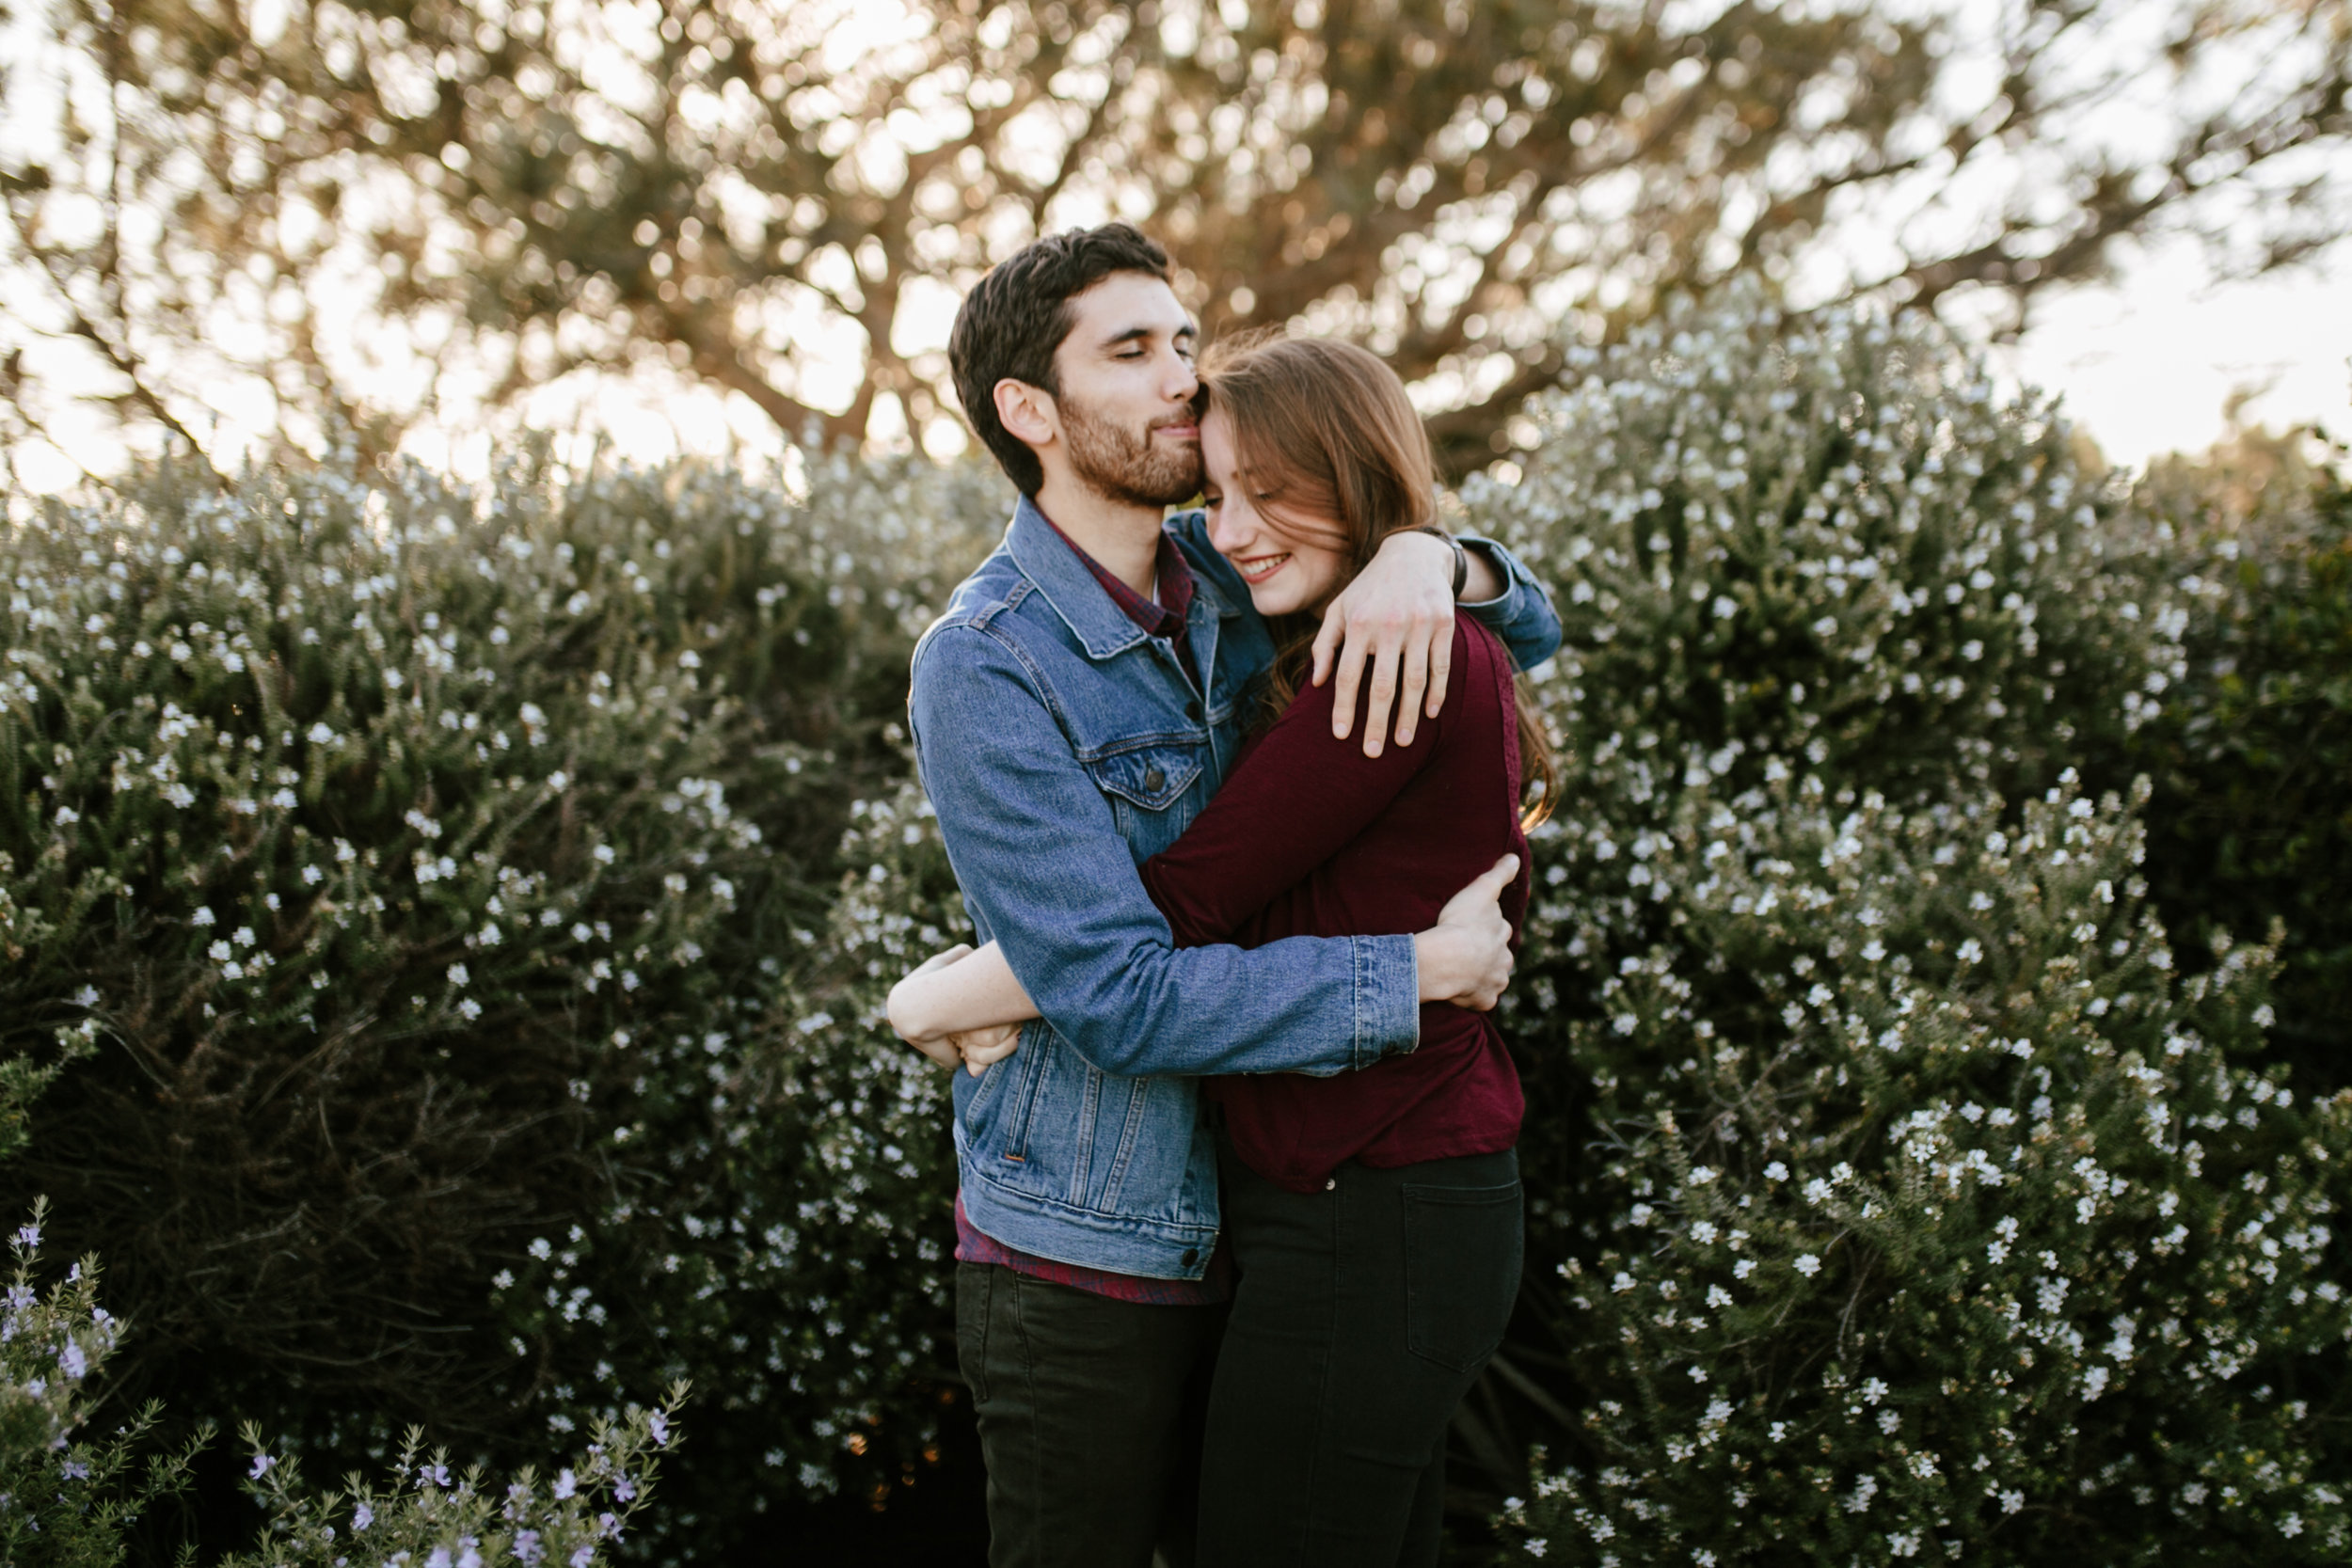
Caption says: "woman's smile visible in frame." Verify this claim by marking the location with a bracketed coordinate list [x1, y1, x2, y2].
[1232, 550, 1293, 584]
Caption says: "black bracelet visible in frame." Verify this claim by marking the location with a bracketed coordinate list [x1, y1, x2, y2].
[1412, 525, 1469, 598]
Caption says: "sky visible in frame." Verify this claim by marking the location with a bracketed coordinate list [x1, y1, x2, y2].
[1998, 241, 2351, 471]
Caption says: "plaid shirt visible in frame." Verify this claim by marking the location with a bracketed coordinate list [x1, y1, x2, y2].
[952, 508, 1228, 1306]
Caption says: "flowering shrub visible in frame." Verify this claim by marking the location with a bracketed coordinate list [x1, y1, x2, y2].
[1449, 294, 2351, 1562]
[227, 1397, 678, 1568]
[1495, 775, 2351, 1563]
[2124, 432, 2352, 1091]
[0, 444, 997, 1545]
[0, 1207, 206, 1565]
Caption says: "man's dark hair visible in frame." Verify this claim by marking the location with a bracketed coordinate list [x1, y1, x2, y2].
[949, 223, 1173, 496]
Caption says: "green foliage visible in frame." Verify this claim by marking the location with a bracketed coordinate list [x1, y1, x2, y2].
[0, 1206, 208, 1566]
[2127, 434, 2352, 1088]
[1445, 293, 2351, 1562]
[1494, 777, 2351, 1564]
[0, 441, 999, 1544]
[225, 1394, 679, 1568]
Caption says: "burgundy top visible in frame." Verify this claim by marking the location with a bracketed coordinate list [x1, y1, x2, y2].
[1140, 617, 1531, 1193]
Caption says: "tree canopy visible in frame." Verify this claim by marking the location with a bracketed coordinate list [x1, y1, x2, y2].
[4, 0, 2348, 477]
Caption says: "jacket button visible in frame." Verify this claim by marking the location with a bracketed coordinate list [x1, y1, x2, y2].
[1143, 767, 1166, 792]
[1180, 1248, 1199, 1266]
[1324, 1178, 1336, 1191]
[1184, 700, 1202, 722]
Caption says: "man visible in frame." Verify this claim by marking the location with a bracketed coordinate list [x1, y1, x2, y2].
[904, 223, 1560, 1567]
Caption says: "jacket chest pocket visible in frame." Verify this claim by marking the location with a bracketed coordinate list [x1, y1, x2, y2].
[1083, 742, 1203, 857]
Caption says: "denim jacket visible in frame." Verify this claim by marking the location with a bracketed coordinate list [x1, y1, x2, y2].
[908, 496, 1561, 1278]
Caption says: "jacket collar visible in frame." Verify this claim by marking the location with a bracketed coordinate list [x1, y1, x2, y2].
[1005, 495, 1160, 661]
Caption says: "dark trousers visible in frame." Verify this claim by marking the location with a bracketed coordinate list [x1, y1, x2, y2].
[1197, 1144, 1524, 1568]
[955, 1260, 1225, 1568]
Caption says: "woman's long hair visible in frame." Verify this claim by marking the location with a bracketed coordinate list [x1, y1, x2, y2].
[1199, 334, 1558, 826]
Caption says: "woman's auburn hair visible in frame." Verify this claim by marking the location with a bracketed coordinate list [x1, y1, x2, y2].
[1199, 333, 1559, 826]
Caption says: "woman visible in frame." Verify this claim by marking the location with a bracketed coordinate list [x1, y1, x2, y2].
[891, 334, 1553, 1566]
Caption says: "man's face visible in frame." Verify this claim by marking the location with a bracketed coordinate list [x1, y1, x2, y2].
[1046, 273, 1203, 508]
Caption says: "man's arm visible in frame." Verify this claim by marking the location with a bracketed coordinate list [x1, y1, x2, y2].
[909, 624, 1423, 1080]
[1168, 514, 1561, 756]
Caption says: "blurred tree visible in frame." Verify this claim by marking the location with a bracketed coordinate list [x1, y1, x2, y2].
[3, 0, 2348, 476]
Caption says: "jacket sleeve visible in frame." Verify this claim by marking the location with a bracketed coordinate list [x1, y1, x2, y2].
[908, 622, 1420, 1080]
[1458, 536, 1563, 672]
[1139, 635, 1446, 947]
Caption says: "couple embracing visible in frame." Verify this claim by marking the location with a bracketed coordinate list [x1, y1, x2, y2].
[885, 223, 1563, 1567]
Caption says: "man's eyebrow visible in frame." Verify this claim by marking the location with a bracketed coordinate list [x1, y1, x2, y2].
[1098, 322, 1198, 350]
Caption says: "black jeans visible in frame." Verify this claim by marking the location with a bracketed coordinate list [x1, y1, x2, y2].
[956, 1260, 1225, 1568]
[1196, 1143, 1524, 1568]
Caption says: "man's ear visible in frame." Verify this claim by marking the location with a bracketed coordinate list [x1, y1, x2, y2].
[994, 379, 1057, 451]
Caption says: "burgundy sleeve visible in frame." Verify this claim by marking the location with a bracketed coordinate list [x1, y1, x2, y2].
[1139, 633, 1458, 946]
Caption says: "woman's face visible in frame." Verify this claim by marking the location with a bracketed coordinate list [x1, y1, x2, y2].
[1200, 405, 1350, 619]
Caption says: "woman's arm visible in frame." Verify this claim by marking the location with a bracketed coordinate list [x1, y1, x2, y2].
[887, 940, 1037, 1054]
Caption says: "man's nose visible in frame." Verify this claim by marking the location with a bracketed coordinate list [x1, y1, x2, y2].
[1162, 353, 1200, 403]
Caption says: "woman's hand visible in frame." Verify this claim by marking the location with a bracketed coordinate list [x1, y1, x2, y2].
[952, 1022, 1024, 1077]
[887, 941, 1039, 1073]
[889, 945, 978, 1069]
[1412, 854, 1521, 1010]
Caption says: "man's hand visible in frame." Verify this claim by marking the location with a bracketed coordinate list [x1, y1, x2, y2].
[1412, 854, 1521, 1011]
[1309, 530, 1456, 758]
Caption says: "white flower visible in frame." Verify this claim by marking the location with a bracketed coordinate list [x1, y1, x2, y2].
[309, 722, 337, 745]
[448, 963, 470, 987]
[1764, 1162, 1788, 1181]
[1794, 1254, 1821, 1277]
[1733, 1259, 1756, 1280]
[54, 805, 78, 826]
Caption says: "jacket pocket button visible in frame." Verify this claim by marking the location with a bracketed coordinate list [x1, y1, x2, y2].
[1180, 1248, 1199, 1266]
[1143, 767, 1166, 793]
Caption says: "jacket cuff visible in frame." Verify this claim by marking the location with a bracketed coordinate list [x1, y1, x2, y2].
[1351, 934, 1422, 1069]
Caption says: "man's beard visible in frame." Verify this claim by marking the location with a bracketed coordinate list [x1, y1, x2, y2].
[1061, 397, 1203, 509]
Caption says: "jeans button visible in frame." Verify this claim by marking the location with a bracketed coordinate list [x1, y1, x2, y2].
[1143, 766, 1166, 792]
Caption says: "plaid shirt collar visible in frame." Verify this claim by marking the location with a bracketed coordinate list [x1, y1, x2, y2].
[1033, 507, 1195, 642]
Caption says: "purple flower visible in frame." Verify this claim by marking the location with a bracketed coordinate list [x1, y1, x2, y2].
[353, 1502, 373, 1532]
[510, 1530, 543, 1565]
[418, 1463, 451, 1490]
[551, 1469, 576, 1501]
[646, 1413, 668, 1447]
[249, 1454, 274, 1481]
[57, 1341, 86, 1379]
[13, 1225, 40, 1249]
[567, 1548, 594, 1568]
